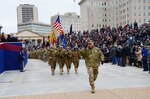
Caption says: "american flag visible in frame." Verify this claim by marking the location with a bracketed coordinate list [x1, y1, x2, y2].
[53, 15, 64, 35]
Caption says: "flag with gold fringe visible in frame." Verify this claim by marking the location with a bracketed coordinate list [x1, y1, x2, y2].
[49, 29, 57, 44]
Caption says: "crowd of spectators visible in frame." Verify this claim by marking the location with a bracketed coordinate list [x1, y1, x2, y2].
[64, 22, 149, 49]
[0, 33, 18, 42]
[62, 22, 150, 72]
[30, 22, 149, 72]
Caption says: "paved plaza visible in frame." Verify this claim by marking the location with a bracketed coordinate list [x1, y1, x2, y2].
[0, 59, 150, 99]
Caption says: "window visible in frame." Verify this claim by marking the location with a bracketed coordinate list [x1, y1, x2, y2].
[134, 13, 136, 16]
[92, 24, 94, 27]
[149, 12, 150, 16]
[139, 6, 141, 9]
[124, 21, 126, 24]
[144, 0, 150, 3]
[149, 6, 150, 9]
[127, 1, 129, 5]
[139, 19, 141, 23]
[99, 24, 101, 27]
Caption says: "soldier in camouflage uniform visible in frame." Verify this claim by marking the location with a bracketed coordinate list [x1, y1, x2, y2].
[38, 49, 43, 60]
[42, 49, 48, 62]
[57, 46, 65, 75]
[28, 51, 32, 59]
[48, 47, 57, 75]
[64, 46, 72, 74]
[34, 50, 38, 59]
[72, 46, 80, 74]
[80, 40, 104, 93]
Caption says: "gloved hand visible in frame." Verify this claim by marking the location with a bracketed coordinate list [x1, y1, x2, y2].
[101, 61, 104, 65]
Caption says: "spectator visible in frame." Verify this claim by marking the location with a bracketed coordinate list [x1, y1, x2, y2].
[136, 47, 142, 68]
[142, 45, 149, 71]
[1, 33, 6, 42]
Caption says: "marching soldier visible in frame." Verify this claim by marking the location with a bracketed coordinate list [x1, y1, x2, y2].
[42, 49, 48, 62]
[38, 49, 43, 60]
[64, 46, 72, 74]
[72, 46, 80, 74]
[48, 47, 57, 75]
[57, 46, 65, 75]
[80, 40, 104, 93]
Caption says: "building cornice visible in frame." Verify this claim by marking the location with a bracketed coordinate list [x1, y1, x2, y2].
[78, 0, 87, 5]
[16, 29, 43, 36]
[18, 22, 50, 27]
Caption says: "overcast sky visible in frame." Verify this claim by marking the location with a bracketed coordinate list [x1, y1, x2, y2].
[0, 0, 80, 33]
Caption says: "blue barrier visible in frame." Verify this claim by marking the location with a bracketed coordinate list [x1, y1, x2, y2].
[0, 49, 5, 74]
[0, 42, 28, 74]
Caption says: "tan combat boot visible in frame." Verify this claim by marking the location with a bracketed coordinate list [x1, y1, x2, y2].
[75, 68, 78, 74]
[52, 68, 55, 76]
[90, 84, 95, 93]
[67, 68, 70, 74]
[60, 68, 63, 75]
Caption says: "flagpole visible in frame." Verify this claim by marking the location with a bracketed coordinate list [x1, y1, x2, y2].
[53, 14, 64, 48]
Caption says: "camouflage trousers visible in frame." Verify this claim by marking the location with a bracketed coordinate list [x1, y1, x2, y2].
[73, 61, 79, 68]
[87, 67, 99, 85]
[58, 60, 65, 69]
[49, 61, 57, 69]
[65, 61, 72, 69]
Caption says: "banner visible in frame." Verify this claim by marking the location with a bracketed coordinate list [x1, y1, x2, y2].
[0, 42, 28, 74]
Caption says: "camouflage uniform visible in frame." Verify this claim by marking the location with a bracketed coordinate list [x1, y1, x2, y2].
[64, 46, 72, 74]
[80, 40, 104, 93]
[48, 47, 57, 75]
[72, 47, 80, 74]
[57, 46, 65, 75]
[42, 49, 48, 62]
[34, 50, 38, 59]
[28, 51, 32, 59]
[38, 49, 43, 60]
